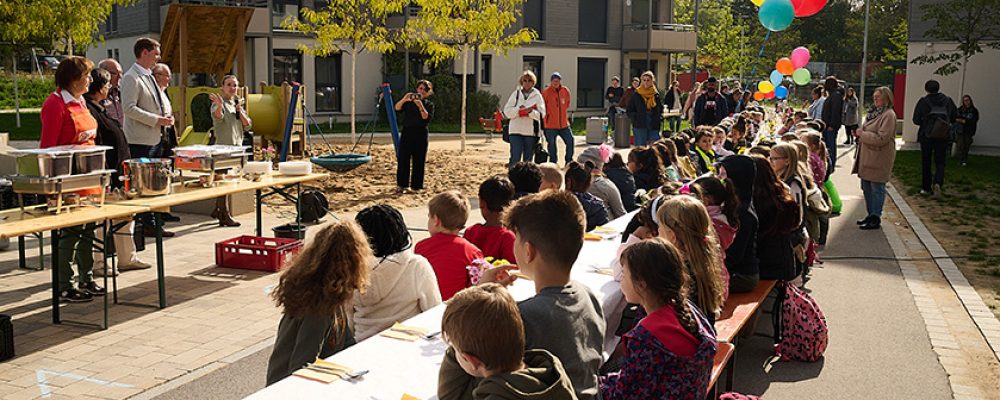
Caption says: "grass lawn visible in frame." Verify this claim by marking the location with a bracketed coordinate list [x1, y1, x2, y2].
[0, 112, 41, 140]
[892, 150, 1000, 315]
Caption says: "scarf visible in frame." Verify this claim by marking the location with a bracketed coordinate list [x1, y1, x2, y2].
[866, 106, 888, 124]
[637, 85, 658, 110]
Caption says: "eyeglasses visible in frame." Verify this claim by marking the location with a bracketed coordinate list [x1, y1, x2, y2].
[769, 156, 787, 161]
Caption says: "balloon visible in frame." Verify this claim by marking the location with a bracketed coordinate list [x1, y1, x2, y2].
[753, 91, 765, 101]
[758, 81, 775, 93]
[791, 47, 811, 68]
[775, 57, 795, 75]
[765, 91, 776, 99]
[792, 0, 828, 17]
[792, 68, 811, 85]
[775, 86, 789, 99]
[769, 70, 784, 87]
[758, 0, 795, 31]
[752, 0, 766, 6]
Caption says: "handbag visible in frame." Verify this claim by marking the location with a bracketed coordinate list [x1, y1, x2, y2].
[533, 133, 548, 164]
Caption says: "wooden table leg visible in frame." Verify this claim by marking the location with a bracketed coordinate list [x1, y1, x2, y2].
[50, 229, 60, 324]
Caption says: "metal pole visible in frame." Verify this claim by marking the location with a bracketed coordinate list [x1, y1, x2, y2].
[645, 0, 652, 68]
[690, 0, 699, 88]
[739, 18, 745, 83]
[859, 0, 871, 115]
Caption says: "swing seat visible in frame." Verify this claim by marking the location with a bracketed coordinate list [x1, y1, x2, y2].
[178, 126, 212, 146]
[311, 153, 372, 173]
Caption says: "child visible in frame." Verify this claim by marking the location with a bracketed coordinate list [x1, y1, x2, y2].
[690, 176, 739, 253]
[603, 153, 638, 212]
[464, 176, 518, 262]
[508, 161, 542, 199]
[438, 284, 576, 400]
[627, 146, 665, 191]
[600, 238, 718, 400]
[415, 191, 484, 301]
[538, 162, 564, 191]
[656, 196, 727, 321]
[266, 221, 372, 385]
[478, 191, 605, 400]
[730, 117, 750, 154]
[711, 126, 734, 157]
[716, 155, 760, 293]
[671, 131, 699, 179]
[690, 128, 717, 175]
[353, 205, 442, 341]
[750, 155, 800, 281]
[651, 139, 682, 182]
[566, 161, 611, 232]
[578, 145, 626, 219]
[800, 131, 828, 184]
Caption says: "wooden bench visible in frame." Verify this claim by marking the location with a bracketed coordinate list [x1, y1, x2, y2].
[708, 342, 735, 399]
[710, 279, 778, 394]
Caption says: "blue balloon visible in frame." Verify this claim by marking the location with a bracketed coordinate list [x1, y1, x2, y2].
[775, 85, 789, 99]
[769, 70, 784, 87]
[759, 0, 795, 32]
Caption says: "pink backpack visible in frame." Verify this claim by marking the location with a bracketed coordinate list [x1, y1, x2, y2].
[773, 282, 828, 362]
[720, 393, 762, 400]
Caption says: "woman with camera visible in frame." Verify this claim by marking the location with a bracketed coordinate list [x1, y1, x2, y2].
[394, 80, 435, 193]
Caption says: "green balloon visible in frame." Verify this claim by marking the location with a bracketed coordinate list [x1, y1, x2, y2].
[792, 68, 811, 85]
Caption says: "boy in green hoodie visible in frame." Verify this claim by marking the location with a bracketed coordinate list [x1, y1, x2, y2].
[438, 283, 577, 400]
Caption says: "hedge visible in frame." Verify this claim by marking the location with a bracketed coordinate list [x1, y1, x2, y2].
[0, 74, 54, 109]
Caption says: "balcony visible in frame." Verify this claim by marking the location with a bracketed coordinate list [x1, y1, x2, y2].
[622, 23, 696, 52]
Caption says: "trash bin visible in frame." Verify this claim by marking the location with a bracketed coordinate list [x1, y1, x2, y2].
[614, 114, 631, 148]
[586, 117, 608, 145]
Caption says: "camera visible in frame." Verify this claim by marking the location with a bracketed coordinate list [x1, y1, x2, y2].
[410, 93, 422, 101]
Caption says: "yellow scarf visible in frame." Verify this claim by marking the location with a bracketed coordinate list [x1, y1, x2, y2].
[636, 85, 658, 110]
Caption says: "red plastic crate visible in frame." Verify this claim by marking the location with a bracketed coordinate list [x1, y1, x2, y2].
[215, 236, 303, 272]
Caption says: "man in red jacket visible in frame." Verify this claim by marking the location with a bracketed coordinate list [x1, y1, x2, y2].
[542, 72, 574, 164]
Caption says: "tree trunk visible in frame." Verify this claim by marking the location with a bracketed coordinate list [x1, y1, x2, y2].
[460, 44, 468, 152]
[959, 55, 968, 96]
[12, 56, 21, 128]
[351, 49, 357, 144]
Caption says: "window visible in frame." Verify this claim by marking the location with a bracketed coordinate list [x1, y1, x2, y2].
[578, 0, 607, 43]
[523, 56, 543, 90]
[629, 60, 657, 84]
[480, 54, 492, 85]
[315, 54, 341, 112]
[105, 6, 118, 33]
[106, 49, 119, 61]
[631, 0, 660, 24]
[273, 50, 302, 84]
[577, 58, 606, 108]
[523, 0, 544, 40]
[272, 0, 301, 29]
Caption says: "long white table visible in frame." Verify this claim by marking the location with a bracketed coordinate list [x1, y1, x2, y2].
[246, 212, 636, 400]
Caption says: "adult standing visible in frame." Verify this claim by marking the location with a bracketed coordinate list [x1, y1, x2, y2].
[393, 79, 434, 193]
[955, 95, 979, 166]
[605, 76, 624, 131]
[807, 86, 825, 120]
[503, 71, 545, 167]
[40, 56, 105, 302]
[209, 74, 253, 226]
[692, 77, 728, 127]
[912, 79, 957, 196]
[151, 63, 177, 156]
[626, 71, 664, 146]
[820, 77, 844, 174]
[663, 80, 683, 132]
[852, 87, 898, 230]
[843, 86, 860, 145]
[84, 68, 152, 275]
[620, 77, 640, 112]
[542, 72, 574, 164]
[97, 59, 123, 124]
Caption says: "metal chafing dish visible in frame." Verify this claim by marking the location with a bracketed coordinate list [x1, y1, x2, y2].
[173, 145, 249, 187]
[11, 170, 114, 213]
[12, 145, 112, 176]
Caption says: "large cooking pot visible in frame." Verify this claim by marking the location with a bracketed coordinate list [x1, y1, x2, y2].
[122, 158, 173, 197]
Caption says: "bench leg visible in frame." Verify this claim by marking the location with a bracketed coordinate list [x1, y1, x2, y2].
[50, 229, 60, 324]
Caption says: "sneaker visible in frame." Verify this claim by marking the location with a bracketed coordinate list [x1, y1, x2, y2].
[961, 162, 968, 167]
[919, 189, 931, 196]
[60, 288, 93, 303]
[92, 265, 118, 277]
[932, 184, 942, 196]
[80, 281, 106, 296]
[119, 260, 152, 271]
[394, 187, 406, 194]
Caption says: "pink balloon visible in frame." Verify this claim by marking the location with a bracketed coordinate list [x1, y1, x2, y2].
[791, 0, 828, 17]
[791, 47, 811, 69]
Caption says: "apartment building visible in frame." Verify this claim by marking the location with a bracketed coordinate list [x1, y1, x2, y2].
[87, 0, 696, 120]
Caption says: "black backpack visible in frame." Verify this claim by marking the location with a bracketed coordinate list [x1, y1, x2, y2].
[299, 188, 329, 224]
[926, 99, 952, 141]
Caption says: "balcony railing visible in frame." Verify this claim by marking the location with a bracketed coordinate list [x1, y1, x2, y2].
[160, 0, 267, 7]
[623, 23, 695, 32]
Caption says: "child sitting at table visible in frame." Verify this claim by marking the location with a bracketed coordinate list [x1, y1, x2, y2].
[464, 175, 518, 262]
[537, 162, 563, 191]
[415, 191, 484, 301]
[656, 195, 727, 322]
[438, 284, 576, 400]
[478, 190, 605, 400]
[353, 204, 442, 341]
[600, 238, 718, 400]
[266, 220, 372, 386]
[565, 161, 610, 232]
[603, 153, 638, 212]
[508, 161, 542, 199]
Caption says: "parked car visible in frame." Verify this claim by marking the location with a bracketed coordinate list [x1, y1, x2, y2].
[17, 54, 61, 72]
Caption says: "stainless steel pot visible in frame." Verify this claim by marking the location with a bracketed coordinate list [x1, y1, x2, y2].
[122, 159, 173, 197]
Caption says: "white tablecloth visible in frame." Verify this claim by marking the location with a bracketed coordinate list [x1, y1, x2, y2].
[246, 212, 637, 400]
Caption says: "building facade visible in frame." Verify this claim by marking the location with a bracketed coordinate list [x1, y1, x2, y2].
[87, 0, 695, 120]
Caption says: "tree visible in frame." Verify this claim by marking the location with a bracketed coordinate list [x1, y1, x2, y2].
[21, 0, 134, 54]
[1, 0, 56, 127]
[674, 0, 752, 78]
[910, 0, 1000, 94]
[282, 0, 407, 143]
[406, 0, 536, 152]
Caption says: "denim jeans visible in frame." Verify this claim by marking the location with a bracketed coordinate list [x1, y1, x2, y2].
[544, 128, 575, 163]
[823, 127, 838, 174]
[508, 135, 538, 166]
[861, 179, 887, 219]
[667, 116, 681, 133]
[921, 140, 948, 191]
[632, 127, 658, 147]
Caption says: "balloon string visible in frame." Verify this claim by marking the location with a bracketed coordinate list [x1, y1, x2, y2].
[737, 30, 772, 111]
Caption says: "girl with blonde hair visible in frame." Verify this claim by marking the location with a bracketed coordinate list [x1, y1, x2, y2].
[656, 196, 727, 322]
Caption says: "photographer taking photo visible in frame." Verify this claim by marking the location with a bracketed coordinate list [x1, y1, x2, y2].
[394, 80, 435, 194]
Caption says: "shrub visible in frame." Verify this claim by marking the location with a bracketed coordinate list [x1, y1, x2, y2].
[379, 74, 501, 124]
[0, 74, 55, 109]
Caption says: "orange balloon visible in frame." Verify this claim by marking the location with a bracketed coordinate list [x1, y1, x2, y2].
[776, 57, 795, 75]
[753, 91, 765, 101]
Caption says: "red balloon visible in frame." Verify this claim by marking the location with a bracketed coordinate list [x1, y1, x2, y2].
[765, 91, 776, 99]
[791, 0, 827, 17]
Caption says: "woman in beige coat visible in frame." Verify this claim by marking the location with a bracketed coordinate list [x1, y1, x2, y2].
[852, 86, 897, 230]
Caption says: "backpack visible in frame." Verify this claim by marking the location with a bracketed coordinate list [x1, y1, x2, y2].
[720, 393, 762, 400]
[772, 282, 829, 362]
[299, 188, 329, 224]
[925, 100, 952, 141]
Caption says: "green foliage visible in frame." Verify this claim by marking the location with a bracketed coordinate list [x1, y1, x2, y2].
[405, 0, 537, 65]
[910, 0, 1000, 87]
[0, 74, 54, 109]
[383, 74, 500, 124]
[674, 0, 752, 77]
[1, 0, 134, 54]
